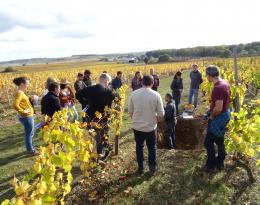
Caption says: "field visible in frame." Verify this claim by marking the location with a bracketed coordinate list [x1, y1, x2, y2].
[0, 58, 260, 205]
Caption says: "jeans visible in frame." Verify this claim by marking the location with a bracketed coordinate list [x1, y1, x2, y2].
[134, 129, 157, 171]
[164, 123, 176, 149]
[173, 93, 181, 115]
[188, 88, 199, 108]
[204, 121, 226, 169]
[19, 116, 35, 152]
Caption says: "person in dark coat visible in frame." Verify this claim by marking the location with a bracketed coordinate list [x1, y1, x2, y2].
[150, 68, 160, 91]
[164, 93, 177, 149]
[74, 73, 87, 93]
[111, 71, 123, 90]
[41, 82, 61, 118]
[131, 71, 142, 91]
[188, 64, 203, 108]
[170, 71, 183, 115]
[83, 70, 93, 87]
[76, 73, 115, 157]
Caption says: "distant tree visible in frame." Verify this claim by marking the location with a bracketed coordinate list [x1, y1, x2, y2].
[144, 56, 149, 64]
[220, 49, 232, 58]
[3, 66, 16, 73]
[158, 54, 170, 62]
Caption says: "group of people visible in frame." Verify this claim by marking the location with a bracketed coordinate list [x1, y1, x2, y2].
[128, 64, 230, 175]
[13, 64, 230, 176]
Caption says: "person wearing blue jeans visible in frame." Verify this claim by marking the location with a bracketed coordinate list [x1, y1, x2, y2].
[188, 64, 203, 108]
[204, 120, 226, 170]
[134, 129, 157, 173]
[13, 76, 37, 155]
[19, 116, 35, 152]
[188, 88, 199, 108]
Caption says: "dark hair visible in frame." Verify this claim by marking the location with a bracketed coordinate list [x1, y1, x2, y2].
[60, 84, 68, 90]
[84, 70, 91, 75]
[134, 71, 141, 78]
[48, 82, 60, 92]
[77, 73, 84, 77]
[174, 71, 182, 80]
[142, 75, 154, 86]
[117, 71, 122, 75]
[206, 65, 220, 77]
[165, 93, 173, 99]
[13, 77, 28, 86]
[192, 64, 198, 68]
[103, 71, 108, 73]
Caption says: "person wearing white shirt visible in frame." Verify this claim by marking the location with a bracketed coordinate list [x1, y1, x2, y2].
[128, 75, 165, 176]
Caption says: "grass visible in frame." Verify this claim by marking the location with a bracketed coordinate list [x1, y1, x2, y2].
[0, 71, 259, 204]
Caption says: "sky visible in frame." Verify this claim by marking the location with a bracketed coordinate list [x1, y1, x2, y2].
[0, 0, 260, 61]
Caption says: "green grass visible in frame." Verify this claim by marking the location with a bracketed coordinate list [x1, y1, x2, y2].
[1, 72, 259, 205]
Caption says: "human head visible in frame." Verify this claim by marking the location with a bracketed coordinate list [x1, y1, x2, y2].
[165, 93, 173, 102]
[135, 71, 142, 79]
[77, 73, 84, 81]
[60, 79, 71, 90]
[84, 70, 91, 77]
[45, 77, 56, 89]
[13, 77, 29, 91]
[142, 75, 154, 88]
[174, 71, 182, 80]
[206, 65, 220, 83]
[117, 71, 123, 78]
[103, 71, 108, 74]
[150, 68, 155, 75]
[99, 73, 112, 87]
[192, 64, 198, 71]
[48, 82, 60, 96]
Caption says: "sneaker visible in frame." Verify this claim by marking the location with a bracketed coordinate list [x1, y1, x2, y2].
[149, 166, 157, 176]
[27, 150, 38, 156]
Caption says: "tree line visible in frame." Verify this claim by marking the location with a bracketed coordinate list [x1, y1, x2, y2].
[144, 41, 260, 62]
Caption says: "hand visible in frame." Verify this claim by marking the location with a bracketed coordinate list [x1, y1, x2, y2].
[24, 109, 31, 114]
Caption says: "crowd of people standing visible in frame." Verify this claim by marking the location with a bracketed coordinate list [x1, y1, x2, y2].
[12, 64, 230, 176]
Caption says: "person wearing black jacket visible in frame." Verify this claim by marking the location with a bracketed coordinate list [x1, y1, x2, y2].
[41, 82, 61, 118]
[83, 70, 92, 87]
[111, 71, 123, 90]
[170, 71, 183, 115]
[164, 93, 177, 149]
[76, 73, 115, 156]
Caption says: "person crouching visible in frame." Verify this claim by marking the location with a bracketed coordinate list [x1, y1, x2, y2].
[164, 93, 177, 149]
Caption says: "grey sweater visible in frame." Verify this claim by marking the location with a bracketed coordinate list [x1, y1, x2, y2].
[190, 70, 203, 89]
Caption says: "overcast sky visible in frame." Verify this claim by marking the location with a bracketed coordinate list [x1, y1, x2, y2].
[0, 0, 259, 61]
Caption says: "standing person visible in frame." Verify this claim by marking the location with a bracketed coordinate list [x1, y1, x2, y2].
[83, 70, 92, 87]
[59, 79, 78, 121]
[131, 71, 142, 91]
[164, 93, 177, 149]
[203, 65, 231, 173]
[13, 77, 37, 155]
[150, 68, 160, 91]
[74, 73, 87, 93]
[111, 71, 123, 90]
[41, 82, 61, 118]
[188, 64, 203, 108]
[170, 71, 183, 115]
[76, 73, 115, 158]
[43, 77, 56, 96]
[128, 75, 165, 176]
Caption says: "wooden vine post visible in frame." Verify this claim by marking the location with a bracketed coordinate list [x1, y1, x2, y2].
[233, 48, 240, 113]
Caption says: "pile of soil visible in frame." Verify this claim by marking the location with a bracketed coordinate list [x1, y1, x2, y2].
[157, 116, 207, 150]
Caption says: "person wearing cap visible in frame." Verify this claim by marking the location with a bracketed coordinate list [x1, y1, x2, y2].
[59, 79, 78, 121]
[83, 70, 92, 87]
[203, 65, 231, 173]
[74, 73, 87, 93]
[76, 73, 116, 158]
[150, 68, 160, 91]
[188, 64, 203, 108]
[128, 75, 165, 176]
[111, 71, 123, 90]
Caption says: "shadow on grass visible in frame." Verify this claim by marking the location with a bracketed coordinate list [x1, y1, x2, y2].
[0, 152, 32, 166]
